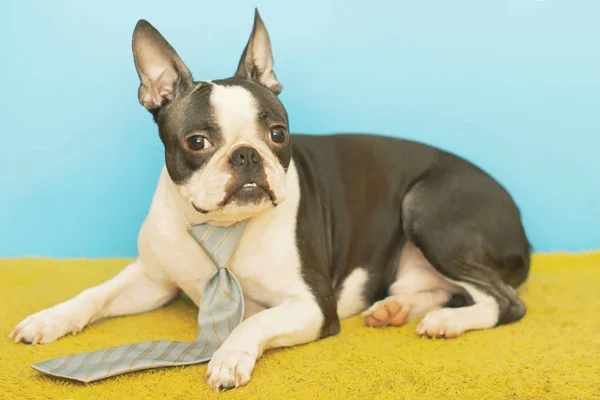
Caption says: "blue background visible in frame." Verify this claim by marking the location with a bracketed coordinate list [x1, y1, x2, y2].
[1, 0, 598, 257]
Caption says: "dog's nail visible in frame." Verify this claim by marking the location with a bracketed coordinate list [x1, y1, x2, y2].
[32, 334, 42, 345]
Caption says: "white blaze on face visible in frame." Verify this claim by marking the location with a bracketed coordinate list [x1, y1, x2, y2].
[181, 82, 288, 218]
[211, 84, 260, 142]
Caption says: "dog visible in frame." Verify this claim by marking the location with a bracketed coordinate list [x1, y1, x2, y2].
[10, 10, 530, 392]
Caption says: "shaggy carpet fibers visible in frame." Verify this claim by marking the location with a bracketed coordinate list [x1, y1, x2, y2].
[1, 253, 599, 400]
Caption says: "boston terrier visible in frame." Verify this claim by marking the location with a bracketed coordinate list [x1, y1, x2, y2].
[10, 10, 530, 391]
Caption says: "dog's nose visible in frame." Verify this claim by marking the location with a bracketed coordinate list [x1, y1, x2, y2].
[230, 146, 262, 172]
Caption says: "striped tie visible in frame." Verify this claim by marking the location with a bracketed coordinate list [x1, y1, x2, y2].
[31, 221, 247, 383]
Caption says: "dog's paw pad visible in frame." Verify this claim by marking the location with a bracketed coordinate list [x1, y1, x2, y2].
[361, 298, 412, 328]
[417, 308, 464, 339]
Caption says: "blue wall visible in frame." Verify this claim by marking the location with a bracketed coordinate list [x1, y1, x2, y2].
[1, 0, 598, 257]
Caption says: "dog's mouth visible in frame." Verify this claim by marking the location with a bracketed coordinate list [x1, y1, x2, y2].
[191, 182, 276, 214]
[222, 181, 275, 206]
[241, 182, 259, 189]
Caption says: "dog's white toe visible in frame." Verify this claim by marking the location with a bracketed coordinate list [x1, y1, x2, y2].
[417, 308, 464, 339]
[206, 348, 257, 392]
[9, 308, 83, 344]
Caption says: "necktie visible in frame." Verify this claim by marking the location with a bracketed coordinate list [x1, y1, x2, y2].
[31, 221, 247, 383]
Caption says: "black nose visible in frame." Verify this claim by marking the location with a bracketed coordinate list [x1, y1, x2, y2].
[230, 146, 262, 172]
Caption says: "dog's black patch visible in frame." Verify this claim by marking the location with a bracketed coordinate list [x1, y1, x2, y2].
[292, 134, 531, 337]
[156, 82, 225, 184]
[444, 289, 475, 308]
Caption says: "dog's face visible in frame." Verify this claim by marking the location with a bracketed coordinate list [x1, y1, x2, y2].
[132, 11, 290, 223]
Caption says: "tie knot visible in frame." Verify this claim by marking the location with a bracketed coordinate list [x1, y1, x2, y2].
[188, 221, 247, 269]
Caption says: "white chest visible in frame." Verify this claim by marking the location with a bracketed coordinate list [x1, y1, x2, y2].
[228, 204, 305, 309]
[141, 162, 311, 314]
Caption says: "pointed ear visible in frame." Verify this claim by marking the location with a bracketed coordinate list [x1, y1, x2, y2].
[234, 9, 283, 95]
[132, 20, 193, 114]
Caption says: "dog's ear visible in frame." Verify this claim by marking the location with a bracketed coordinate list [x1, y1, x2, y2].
[132, 20, 193, 114]
[234, 9, 283, 95]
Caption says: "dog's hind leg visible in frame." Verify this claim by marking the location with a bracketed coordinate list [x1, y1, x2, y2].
[9, 259, 178, 344]
[401, 169, 530, 338]
[361, 241, 470, 327]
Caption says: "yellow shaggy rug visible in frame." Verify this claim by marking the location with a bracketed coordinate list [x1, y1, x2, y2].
[1, 253, 599, 400]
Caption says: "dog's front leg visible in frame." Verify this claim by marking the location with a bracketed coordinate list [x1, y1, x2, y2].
[206, 297, 324, 391]
[9, 259, 178, 344]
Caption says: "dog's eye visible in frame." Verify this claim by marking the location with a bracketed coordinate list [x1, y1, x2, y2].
[186, 135, 213, 151]
[269, 127, 288, 144]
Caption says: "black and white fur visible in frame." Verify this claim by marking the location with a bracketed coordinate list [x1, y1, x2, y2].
[10, 10, 530, 392]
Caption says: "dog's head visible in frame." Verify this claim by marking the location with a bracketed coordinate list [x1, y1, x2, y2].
[132, 10, 290, 223]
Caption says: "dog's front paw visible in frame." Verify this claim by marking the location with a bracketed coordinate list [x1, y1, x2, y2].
[9, 307, 85, 345]
[206, 347, 257, 392]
